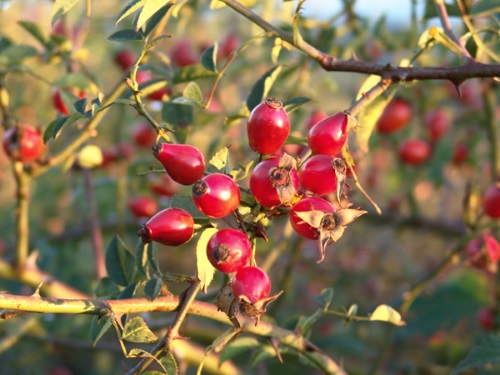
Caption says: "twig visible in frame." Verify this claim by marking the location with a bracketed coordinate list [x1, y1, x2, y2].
[127, 280, 202, 374]
[82, 168, 106, 279]
[435, 0, 472, 60]
[13, 163, 30, 269]
[218, 0, 500, 82]
[0, 291, 346, 375]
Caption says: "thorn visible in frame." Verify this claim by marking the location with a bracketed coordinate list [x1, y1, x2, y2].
[350, 51, 359, 61]
[32, 282, 44, 298]
[450, 79, 464, 99]
[268, 337, 283, 363]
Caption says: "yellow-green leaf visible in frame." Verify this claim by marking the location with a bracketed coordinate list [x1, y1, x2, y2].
[196, 228, 218, 292]
[370, 304, 406, 326]
[122, 316, 158, 343]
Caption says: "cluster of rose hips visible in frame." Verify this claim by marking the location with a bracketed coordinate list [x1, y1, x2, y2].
[128, 97, 372, 322]
[376, 98, 460, 166]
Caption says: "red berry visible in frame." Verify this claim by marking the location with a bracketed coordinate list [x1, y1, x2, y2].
[132, 122, 157, 148]
[476, 307, 495, 331]
[398, 139, 431, 166]
[218, 34, 239, 60]
[149, 173, 180, 197]
[114, 49, 136, 71]
[128, 196, 158, 219]
[137, 208, 194, 246]
[483, 182, 500, 219]
[171, 39, 198, 67]
[153, 143, 205, 186]
[425, 109, 450, 142]
[376, 98, 412, 134]
[465, 234, 500, 269]
[452, 142, 468, 165]
[306, 110, 328, 130]
[249, 154, 298, 207]
[231, 266, 271, 304]
[247, 98, 290, 155]
[192, 173, 240, 218]
[289, 196, 335, 240]
[146, 86, 171, 101]
[307, 112, 351, 156]
[299, 154, 338, 196]
[207, 228, 251, 273]
[2, 125, 43, 163]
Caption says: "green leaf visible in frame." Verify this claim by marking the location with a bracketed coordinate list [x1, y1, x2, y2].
[452, 335, 500, 374]
[0, 37, 13, 53]
[116, 0, 145, 26]
[105, 235, 136, 287]
[51, 0, 82, 25]
[207, 147, 230, 174]
[162, 102, 193, 143]
[172, 64, 217, 84]
[169, 194, 205, 220]
[136, 242, 149, 278]
[144, 34, 171, 50]
[196, 228, 218, 292]
[143, 3, 173, 36]
[314, 288, 334, 310]
[219, 337, 260, 365]
[90, 315, 113, 346]
[160, 352, 179, 375]
[108, 29, 144, 42]
[119, 281, 139, 299]
[370, 304, 406, 326]
[74, 98, 87, 114]
[94, 277, 121, 298]
[136, 0, 168, 30]
[54, 73, 91, 90]
[44, 113, 84, 143]
[250, 345, 276, 367]
[144, 278, 163, 300]
[296, 309, 323, 336]
[355, 75, 396, 153]
[122, 316, 158, 343]
[470, 0, 500, 17]
[201, 44, 218, 73]
[0, 45, 38, 65]
[246, 65, 282, 111]
[147, 242, 160, 273]
[18, 21, 48, 47]
[173, 82, 203, 107]
[282, 96, 311, 114]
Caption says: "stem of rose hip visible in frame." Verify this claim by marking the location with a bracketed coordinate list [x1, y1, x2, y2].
[14, 163, 30, 269]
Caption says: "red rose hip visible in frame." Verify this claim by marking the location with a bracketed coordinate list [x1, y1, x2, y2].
[231, 266, 271, 304]
[398, 139, 431, 166]
[290, 196, 336, 240]
[192, 173, 240, 218]
[250, 154, 298, 207]
[425, 109, 450, 142]
[376, 98, 412, 134]
[307, 112, 352, 156]
[137, 208, 194, 246]
[2, 125, 43, 163]
[153, 143, 205, 185]
[483, 182, 500, 219]
[247, 98, 290, 155]
[128, 196, 158, 219]
[133, 122, 157, 148]
[299, 154, 338, 196]
[207, 228, 251, 273]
